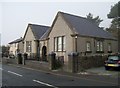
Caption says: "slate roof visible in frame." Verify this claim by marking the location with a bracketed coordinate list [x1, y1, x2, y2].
[9, 38, 23, 44]
[60, 12, 116, 40]
[40, 29, 50, 40]
[29, 24, 50, 40]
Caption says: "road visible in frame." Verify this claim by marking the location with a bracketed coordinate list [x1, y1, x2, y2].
[0, 63, 119, 87]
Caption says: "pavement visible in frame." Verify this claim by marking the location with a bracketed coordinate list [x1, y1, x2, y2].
[86, 67, 119, 78]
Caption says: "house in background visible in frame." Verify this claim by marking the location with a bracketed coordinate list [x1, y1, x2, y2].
[9, 37, 23, 56]
[45, 11, 118, 67]
[23, 23, 50, 60]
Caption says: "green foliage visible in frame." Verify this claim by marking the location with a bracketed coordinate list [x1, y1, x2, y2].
[86, 13, 103, 26]
[111, 18, 119, 28]
[107, 1, 120, 18]
[53, 59, 63, 70]
[106, 2, 120, 38]
[2, 45, 9, 57]
[55, 59, 63, 69]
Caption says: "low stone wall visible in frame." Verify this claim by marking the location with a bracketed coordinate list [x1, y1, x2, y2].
[25, 60, 49, 70]
[67, 53, 108, 73]
[77, 55, 108, 71]
[8, 58, 18, 64]
[2, 57, 49, 71]
[2, 58, 18, 64]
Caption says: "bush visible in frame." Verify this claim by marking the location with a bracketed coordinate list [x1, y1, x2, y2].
[53, 59, 63, 70]
[9, 54, 15, 59]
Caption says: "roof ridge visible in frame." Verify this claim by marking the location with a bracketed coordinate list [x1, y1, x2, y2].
[40, 29, 50, 40]
[59, 11, 86, 19]
[9, 37, 23, 44]
[29, 23, 50, 27]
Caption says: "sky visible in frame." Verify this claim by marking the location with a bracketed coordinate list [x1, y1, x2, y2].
[0, 0, 119, 45]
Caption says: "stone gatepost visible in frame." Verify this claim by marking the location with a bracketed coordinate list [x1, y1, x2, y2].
[48, 52, 56, 70]
[68, 52, 79, 73]
[17, 53, 22, 64]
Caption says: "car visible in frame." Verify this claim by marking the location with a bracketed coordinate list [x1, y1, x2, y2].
[104, 54, 120, 70]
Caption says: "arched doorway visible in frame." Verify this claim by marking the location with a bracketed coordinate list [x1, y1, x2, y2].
[42, 46, 47, 61]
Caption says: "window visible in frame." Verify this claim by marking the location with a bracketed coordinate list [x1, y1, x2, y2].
[54, 37, 57, 51]
[86, 42, 91, 51]
[63, 36, 66, 51]
[26, 41, 32, 52]
[100, 42, 103, 51]
[58, 37, 62, 51]
[15, 43, 16, 47]
[108, 43, 112, 51]
[96, 41, 103, 51]
[54, 36, 66, 52]
[97, 42, 100, 51]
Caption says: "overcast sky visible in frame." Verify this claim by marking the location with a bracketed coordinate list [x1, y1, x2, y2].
[0, 1, 119, 45]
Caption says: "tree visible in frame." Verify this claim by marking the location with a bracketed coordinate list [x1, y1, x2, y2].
[2, 45, 9, 57]
[107, 1, 120, 53]
[107, 1, 120, 30]
[86, 13, 103, 26]
[107, 2, 119, 18]
[106, 17, 119, 38]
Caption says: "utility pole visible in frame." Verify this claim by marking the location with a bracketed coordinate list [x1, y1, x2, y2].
[118, 1, 120, 53]
[118, 17, 120, 53]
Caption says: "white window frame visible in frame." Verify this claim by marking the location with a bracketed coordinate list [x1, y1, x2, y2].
[26, 41, 32, 52]
[86, 42, 91, 51]
[63, 36, 66, 51]
[58, 37, 62, 51]
[96, 41, 103, 51]
[108, 43, 112, 51]
[54, 36, 66, 52]
[96, 41, 100, 51]
[100, 42, 103, 51]
[54, 37, 57, 51]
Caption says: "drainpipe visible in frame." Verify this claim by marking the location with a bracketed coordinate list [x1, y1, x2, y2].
[75, 35, 78, 52]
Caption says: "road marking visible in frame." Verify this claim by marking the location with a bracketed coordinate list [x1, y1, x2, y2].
[25, 67, 118, 85]
[8, 64, 118, 85]
[33, 79, 58, 88]
[0, 68, 3, 71]
[8, 71, 23, 77]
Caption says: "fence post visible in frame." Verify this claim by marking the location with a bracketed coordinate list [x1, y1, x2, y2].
[68, 52, 79, 73]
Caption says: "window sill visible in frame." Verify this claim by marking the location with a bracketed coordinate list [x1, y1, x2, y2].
[108, 51, 112, 53]
[26, 51, 32, 53]
[54, 51, 66, 52]
[96, 51, 104, 53]
[85, 51, 92, 53]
